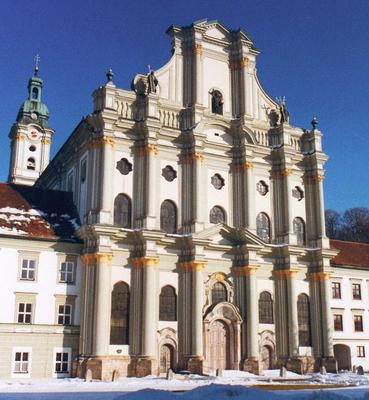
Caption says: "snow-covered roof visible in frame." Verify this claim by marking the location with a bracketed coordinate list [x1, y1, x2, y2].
[0, 183, 81, 242]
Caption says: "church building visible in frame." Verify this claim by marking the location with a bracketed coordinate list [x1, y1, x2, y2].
[1, 20, 369, 380]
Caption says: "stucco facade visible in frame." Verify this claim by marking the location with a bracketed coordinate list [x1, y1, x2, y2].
[1, 19, 368, 380]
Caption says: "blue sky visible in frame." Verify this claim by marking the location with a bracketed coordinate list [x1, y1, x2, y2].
[0, 0, 368, 212]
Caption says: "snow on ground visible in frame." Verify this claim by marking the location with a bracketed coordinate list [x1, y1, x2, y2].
[0, 372, 369, 400]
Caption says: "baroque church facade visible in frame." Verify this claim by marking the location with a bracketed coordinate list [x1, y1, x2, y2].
[1, 20, 369, 380]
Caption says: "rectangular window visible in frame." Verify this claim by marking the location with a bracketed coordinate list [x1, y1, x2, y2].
[57, 304, 72, 325]
[352, 283, 362, 300]
[17, 303, 32, 324]
[331, 282, 341, 299]
[55, 352, 69, 373]
[354, 315, 363, 332]
[357, 346, 365, 357]
[333, 314, 343, 331]
[59, 262, 74, 283]
[13, 352, 29, 374]
[67, 172, 74, 192]
[20, 259, 36, 281]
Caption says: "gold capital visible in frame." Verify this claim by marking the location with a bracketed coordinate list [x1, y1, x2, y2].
[232, 265, 258, 276]
[131, 256, 159, 268]
[179, 260, 207, 272]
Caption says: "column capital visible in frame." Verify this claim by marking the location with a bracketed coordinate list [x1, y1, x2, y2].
[271, 168, 293, 179]
[131, 255, 159, 268]
[273, 268, 299, 279]
[81, 252, 113, 264]
[178, 260, 207, 272]
[309, 271, 332, 281]
[304, 173, 325, 184]
[234, 161, 254, 172]
[134, 143, 158, 156]
[87, 136, 115, 150]
[232, 264, 258, 276]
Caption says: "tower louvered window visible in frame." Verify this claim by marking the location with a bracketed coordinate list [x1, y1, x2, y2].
[160, 200, 177, 234]
[114, 194, 132, 228]
[212, 282, 227, 304]
[110, 282, 130, 345]
[256, 213, 271, 243]
[293, 217, 306, 246]
[159, 285, 177, 321]
[297, 293, 312, 346]
[259, 291, 274, 324]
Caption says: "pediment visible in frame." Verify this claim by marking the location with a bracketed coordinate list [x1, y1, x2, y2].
[193, 224, 266, 248]
[204, 26, 228, 41]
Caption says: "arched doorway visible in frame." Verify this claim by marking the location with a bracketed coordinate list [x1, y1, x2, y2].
[159, 344, 174, 373]
[209, 320, 230, 371]
[334, 344, 352, 371]
[260, 345, 273, 371]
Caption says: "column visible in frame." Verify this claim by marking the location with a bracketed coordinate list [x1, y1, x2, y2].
[192, 261, 205, 357]
[92, 253, 113, 356]
[141, 256, 158, 357]
[100, 137, 114, 224]
[283, 169, 294, 241]
[244, 161, 255, 231]
[194, 43, 203, 106]
[320, 272, 334, 358]
[193, 153, 204, 232]
[146, 144, 158, 229]
[246, 266, 259, 358]
[286, 270, 299, 358]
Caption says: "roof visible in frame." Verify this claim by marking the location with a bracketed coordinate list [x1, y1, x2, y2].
[0, 183, 81, 242]
[330, 239, 369, 268]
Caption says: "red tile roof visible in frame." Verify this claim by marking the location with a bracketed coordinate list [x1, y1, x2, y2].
[330, 239, 369, 268]
[0, 183, 80, 241]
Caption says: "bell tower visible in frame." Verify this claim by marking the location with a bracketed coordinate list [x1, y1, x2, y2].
[8, 57, 54, 186]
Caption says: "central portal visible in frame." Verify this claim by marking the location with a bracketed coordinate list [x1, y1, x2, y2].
[209, 319, 230, 370]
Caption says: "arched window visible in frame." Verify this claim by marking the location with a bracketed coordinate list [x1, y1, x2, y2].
[293, 217, 306, 246]
[160, 200, 177, 234]
[27, 157, 36, 170]
[259, 291, 274, 324]
[256, 212, 271, 243]
[31, 87, 39, 100]
[212, 282, 227, 304]
[209, 206, 226, 224]
[114, 194, 132, 228]
[211, 90, 223, 115]
[297, 293, 312, 347]
[110, 282, 130, 345]
[159, 285, 177, 321]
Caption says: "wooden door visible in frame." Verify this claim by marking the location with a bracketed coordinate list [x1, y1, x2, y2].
[160, 344, 172, 373]
[260, 345, 272, 371]
[209, 320, 229, 371]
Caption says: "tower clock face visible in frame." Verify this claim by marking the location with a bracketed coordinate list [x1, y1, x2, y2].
[27, 129, 40, 141]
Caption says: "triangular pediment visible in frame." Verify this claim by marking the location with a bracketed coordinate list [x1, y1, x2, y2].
[193, 224, 266, 248]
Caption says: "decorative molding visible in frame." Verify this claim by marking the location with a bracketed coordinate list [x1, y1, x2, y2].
[230, 57, 249, 70]
[14, 133, 25, 141]
[131, 256, 160, 268]
[181, 152, 203, 164]
[273, 268, 299, 279]
[309, 271, 331, 282]
[271, 169, 293, 179]
[81, 252, 113, 264]
[41, 138, 51, 145]
[178, 260, 207, 272]
[232, 265, 258, 276]
[134, 144, 158, 156]
[88, 136, 115, 150]
[304, 174, 325, 184]
[234, 161, 254, 172]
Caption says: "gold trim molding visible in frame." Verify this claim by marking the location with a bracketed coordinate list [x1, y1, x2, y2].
[309, 271, 331, 281]
[81, 252, 113, 264]
[234, 161, 254, 172]
[230, 57, 249, 70]
[178, 260, 207, 272]
[135, 144, 158, 156]
[272, 169, 293, 179]
[273, 268, 299, 279]
[131, 256, 160, 268]
[232, 265, 258, 276]
[88, 136, 115, 150]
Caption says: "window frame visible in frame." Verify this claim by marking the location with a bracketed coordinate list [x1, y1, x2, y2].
[259, 291, 274, 324]
[159, 285, 177, 321]
[331, 282, 342, 299]
[160, 200, 177, 234]
[57, 304, 72, 326]
[354, 315, 364, 332]
[54, 295, 76, 326]
[256, 212, 271, 243]
[352, 283, 362, 300]
[357, 346, 366, 358]
[53, 347, 72, 377]
[59, 261, 75, 284]
[110, 281, 130, 345]
[20, 258, 36, 281]
[333, 314, 343, 331]
[11, 347, 32, 378]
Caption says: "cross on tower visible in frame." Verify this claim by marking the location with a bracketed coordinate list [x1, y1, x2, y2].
[34, 54, 40, 75]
